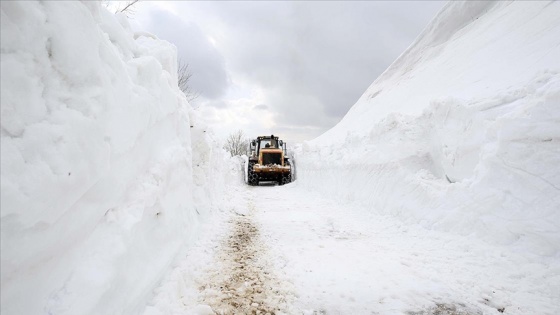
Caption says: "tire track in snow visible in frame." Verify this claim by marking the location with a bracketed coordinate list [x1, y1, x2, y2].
[197, 199, 294, 314]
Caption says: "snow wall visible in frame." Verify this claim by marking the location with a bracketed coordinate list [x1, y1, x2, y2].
[1, 2, 236, 314]
[298, 1, 560, 256]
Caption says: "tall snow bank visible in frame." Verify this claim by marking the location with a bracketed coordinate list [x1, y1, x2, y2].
[298, 2, 560, 256]
[1, 2, 230, 314]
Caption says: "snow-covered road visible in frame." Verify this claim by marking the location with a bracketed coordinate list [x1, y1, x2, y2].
[144, 183, 559, 315]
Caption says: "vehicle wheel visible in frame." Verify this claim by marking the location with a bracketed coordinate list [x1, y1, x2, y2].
[248, 162, 259, 186]
[281, 173, 291, 185]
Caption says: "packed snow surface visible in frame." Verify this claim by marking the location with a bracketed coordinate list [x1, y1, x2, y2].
[143, 184, 559, 315]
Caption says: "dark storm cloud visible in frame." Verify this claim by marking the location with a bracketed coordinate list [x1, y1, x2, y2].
[137, 9, 229, 100]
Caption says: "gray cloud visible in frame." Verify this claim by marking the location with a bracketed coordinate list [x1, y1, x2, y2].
[253, 104, 268, 110]
[135, 8, 229, 100]
[133, 1, 444, 141]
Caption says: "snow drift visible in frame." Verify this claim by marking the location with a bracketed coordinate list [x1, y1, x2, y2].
[298, 1, 560, 256]
[1, 2, 232, 314]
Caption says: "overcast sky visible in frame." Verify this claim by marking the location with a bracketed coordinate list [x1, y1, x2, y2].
[130, 1, 445, 143]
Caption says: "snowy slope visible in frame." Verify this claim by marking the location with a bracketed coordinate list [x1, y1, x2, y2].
[299, 1, 560, 257]
[1, 2, 233, 314]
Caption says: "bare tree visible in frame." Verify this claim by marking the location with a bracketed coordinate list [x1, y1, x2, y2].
[224, 130, 249, 157]
[178, 59, 200, 103]
[103, 0, 140, 17]
[118, 0, 139, 13]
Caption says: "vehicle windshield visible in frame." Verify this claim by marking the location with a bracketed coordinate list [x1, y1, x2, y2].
[260, 139, 277, 149]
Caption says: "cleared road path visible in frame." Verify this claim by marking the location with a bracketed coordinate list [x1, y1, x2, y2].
[144, 183, 557, 315]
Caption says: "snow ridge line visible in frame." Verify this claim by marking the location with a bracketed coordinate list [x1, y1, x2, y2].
[198, 199, 294, 314]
